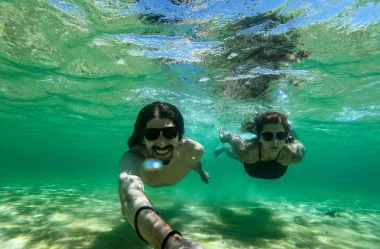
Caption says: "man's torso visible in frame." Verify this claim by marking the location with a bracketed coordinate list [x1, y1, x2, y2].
[126, 138, 203, 187]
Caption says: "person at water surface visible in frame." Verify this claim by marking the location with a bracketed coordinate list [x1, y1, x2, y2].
[118, 101, 208, 249]
[217, 112, 306, 179]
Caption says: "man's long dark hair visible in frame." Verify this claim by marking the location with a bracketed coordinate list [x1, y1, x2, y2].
[127, 102, 185, 149]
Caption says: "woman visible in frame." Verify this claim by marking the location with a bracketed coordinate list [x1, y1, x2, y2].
[218, 112, 306, 179]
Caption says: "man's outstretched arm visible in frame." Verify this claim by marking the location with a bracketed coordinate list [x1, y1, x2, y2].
[119, 151, 203, 249]
[118, 153, 182, 249]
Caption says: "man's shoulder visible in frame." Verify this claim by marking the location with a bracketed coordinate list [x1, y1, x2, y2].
[179, 138, 204, 161]
[120, 150, 140, 161]
[124, 145, 150, 158]
[120, 147, 146, 174]
[181, 137, 204, 152]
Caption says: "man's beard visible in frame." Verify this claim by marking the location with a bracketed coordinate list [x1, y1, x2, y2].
[150, 145, 174, 165]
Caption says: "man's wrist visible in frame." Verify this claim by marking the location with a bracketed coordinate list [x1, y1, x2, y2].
[136, 209, 171, 247]
[151, 220, 174, 247]
[163, 233, 183, 249]
[135, 207, 159, 243]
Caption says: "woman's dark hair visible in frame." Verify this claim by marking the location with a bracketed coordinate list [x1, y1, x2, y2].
[241, 112, 292, 134]
[127, 102, 185, 148]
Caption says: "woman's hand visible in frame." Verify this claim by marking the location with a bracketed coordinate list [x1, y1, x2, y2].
[218, 128, 229, 143]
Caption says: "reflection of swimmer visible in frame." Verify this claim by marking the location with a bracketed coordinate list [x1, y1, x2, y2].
[217, 112, 306, 180]
[118, 102, 206, 249]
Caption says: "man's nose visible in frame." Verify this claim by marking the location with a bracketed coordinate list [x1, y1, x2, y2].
[157, 132, 166, 144]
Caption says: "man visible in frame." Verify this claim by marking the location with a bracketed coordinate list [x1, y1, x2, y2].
[118, 101, 208, 249]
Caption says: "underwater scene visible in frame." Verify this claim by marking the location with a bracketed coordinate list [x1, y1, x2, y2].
[1, 0, 380, 248]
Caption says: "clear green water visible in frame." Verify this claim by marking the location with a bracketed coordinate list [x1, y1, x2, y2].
[1, 0, 380, 248]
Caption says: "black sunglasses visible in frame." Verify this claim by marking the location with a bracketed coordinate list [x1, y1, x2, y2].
[143, 127, 178, 141]
[260, 132, 288, 141]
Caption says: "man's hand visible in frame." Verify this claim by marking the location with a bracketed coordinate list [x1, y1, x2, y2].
[200, 170, 210, 184]
[167, 235, 204, 249]
[193, 162, 209, 184]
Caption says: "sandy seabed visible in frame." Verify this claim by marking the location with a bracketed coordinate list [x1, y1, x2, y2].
[1, 182, 379, 249]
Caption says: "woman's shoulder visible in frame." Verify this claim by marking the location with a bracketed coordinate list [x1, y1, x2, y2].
[246, 137, 259, 147]
[239, 138, 259, 163]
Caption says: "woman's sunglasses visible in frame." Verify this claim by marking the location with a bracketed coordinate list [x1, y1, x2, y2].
[143, 127, 178, 141]
[260, 132, 288, 141]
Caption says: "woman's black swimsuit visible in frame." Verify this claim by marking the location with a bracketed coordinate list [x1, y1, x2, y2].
[243, 144, 287, 179]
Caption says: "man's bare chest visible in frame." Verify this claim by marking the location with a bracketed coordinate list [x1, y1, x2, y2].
[140, 163, 192, 187]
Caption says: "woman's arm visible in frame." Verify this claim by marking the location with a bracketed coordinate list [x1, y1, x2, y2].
[218, 128, 255, 162]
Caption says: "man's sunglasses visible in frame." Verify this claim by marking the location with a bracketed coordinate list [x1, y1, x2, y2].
[143, 127, 178, 141]
[260, 132, 288, 141]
